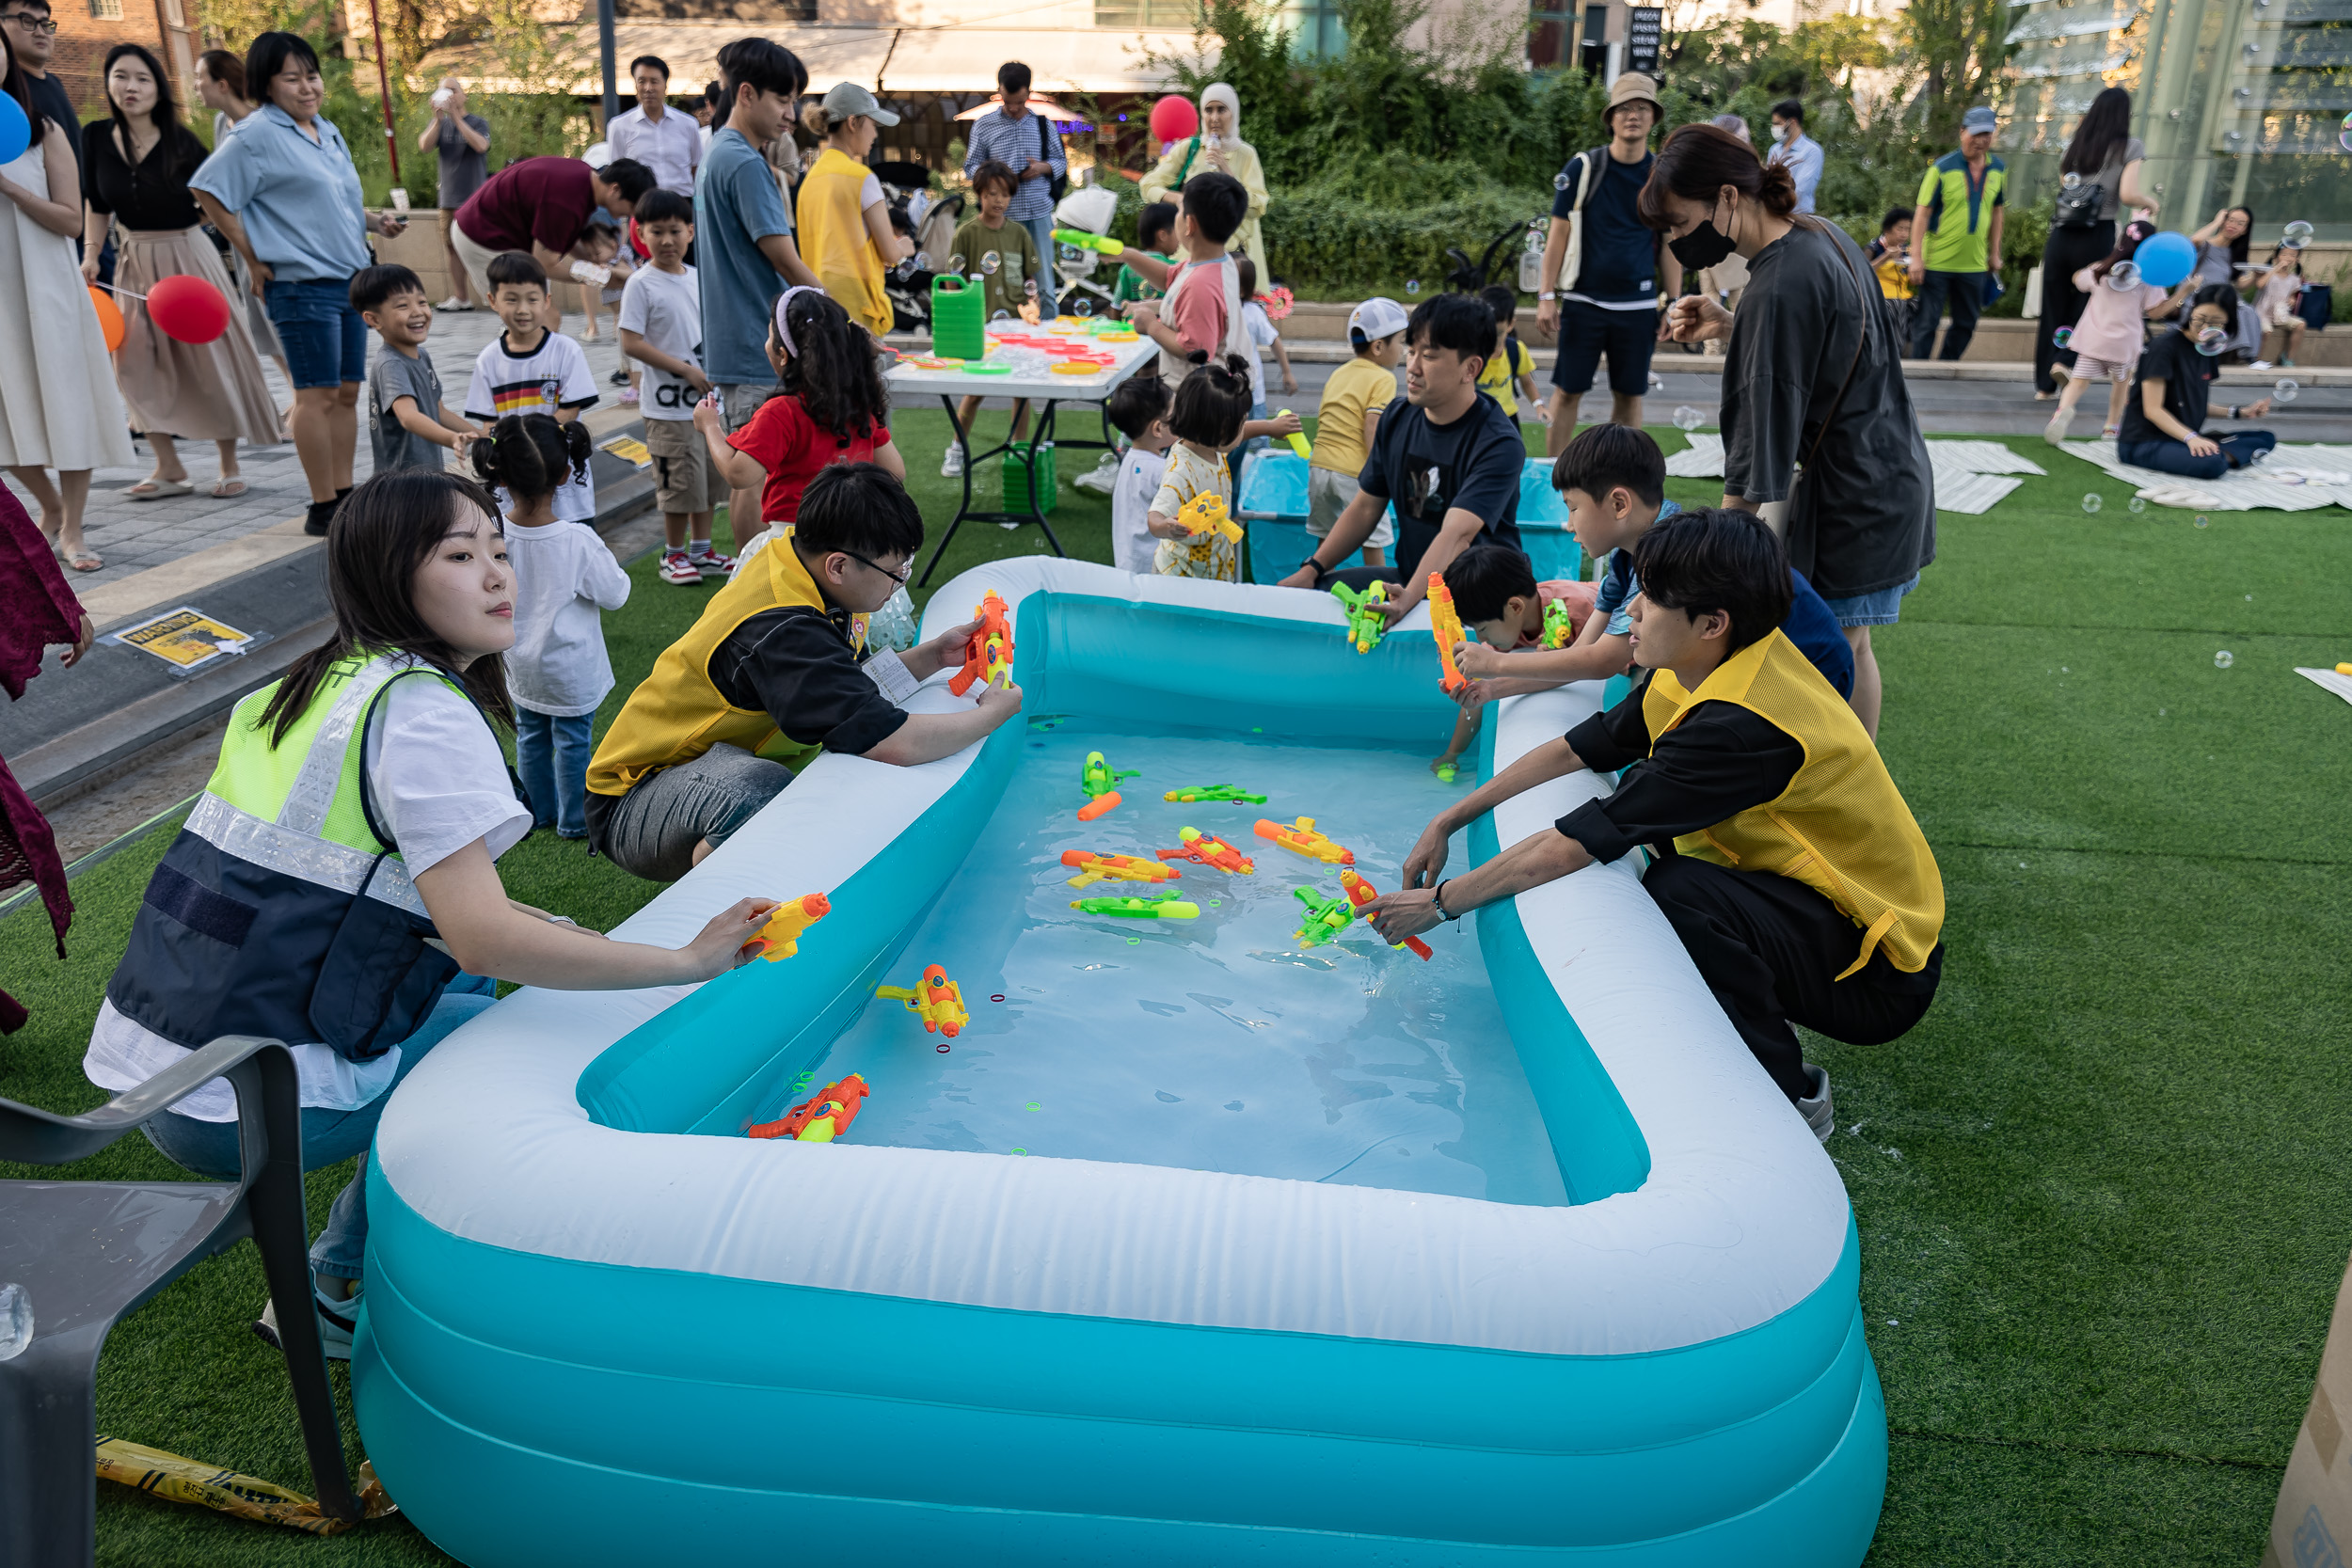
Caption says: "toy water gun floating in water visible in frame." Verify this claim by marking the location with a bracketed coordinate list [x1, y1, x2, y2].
[1156, 827, 1255, 875]
[1293, 885, 1354, 948]
[1162, 784, 1266, 805]
[1343, 869, 1433, 959]
[1253, 816, 1355, 865]
[739, 893, 831, 962]
[1330, 581, 1389, 655]
[1176, 492, 1244, 545]
[1072, 892, 1200, 920]
[948, 589, 1015, 697]
[748, 1073, 870, 1142]
[875, 964, 969, 1038]
[1051, 228, 1124, 257]
[1541, 598, 1576, 650]
[1078, 750, 1139, 821]
[1427, 574, 1469, 695]
[1272, 409, 1312, 462]
[1060, 849, 1180, 889]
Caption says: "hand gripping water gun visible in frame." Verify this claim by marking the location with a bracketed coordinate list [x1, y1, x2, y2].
[1061, 849, 1181, 889]
[1253, 816, 1355, 866]
[947, 590, 1015, 697]
[1078, 750, 1140, 821]
[739, 893, 831, 961]
[1072, 892, 1200, 920]
[1271, 409, 1312, 462]
[875, 964, 969, 1038]
[1051, 228, 1124, 258]
[1330, 580, 1389, 655]
[1162, 784, 1267, 805]
[1293, 885, 1355, 949]
[1176, 492, 1244, 545]
[1427, 573, 1469, 695]
[1155, 827, 1255, 875]
[1541, 598, 1576, 650]
[748, 1073, 870, 1142]
[1342, 869, 1434, 959]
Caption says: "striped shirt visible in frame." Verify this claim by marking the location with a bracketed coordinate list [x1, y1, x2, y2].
[961, 108, 1065, 223]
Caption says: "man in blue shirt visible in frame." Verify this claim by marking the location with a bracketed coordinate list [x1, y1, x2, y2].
[1534, 71, 1682, 457]
[695, 37, 821, 543]
[1766, 99, 1824, 216]
[961, 61, 1066, 317]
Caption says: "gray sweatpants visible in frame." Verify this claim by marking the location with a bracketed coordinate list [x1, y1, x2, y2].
[599, 743, 793, 882]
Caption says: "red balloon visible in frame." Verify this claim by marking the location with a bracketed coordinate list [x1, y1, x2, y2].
[1149, 94, 1199, 144]
[147, 274, 232, 345]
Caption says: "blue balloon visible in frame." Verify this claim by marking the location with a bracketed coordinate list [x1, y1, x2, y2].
[2136, 230, 2196, 289]
[0, 92, 26, 167]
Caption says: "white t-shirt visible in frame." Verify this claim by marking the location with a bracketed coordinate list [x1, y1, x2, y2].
[1111, 444, 1169, 576]
[84, 674, 532, 1121]
[464, 328, 600, 522]
[1240, 300, 1278, 407]
[616, 263, 704, 420]
[503, 516, 632, 717]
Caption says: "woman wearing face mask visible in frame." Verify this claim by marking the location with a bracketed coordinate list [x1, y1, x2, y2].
[2116, 284, 2275, 480]
[1642, 122, 1932, 740]
[1140, 84, 1268, 270]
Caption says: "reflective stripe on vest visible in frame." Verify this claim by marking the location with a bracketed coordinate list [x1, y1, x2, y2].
[1642, 629, 1946, 978]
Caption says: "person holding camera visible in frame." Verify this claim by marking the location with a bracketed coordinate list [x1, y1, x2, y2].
[417, 75, 488, 311]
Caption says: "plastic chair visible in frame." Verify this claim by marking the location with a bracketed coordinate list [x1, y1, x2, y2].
[0, 1035, 358, 1567]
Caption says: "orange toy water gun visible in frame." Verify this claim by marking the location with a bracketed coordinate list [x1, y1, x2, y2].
[1061, 849, 1181, 889]
[1155, 827, 1255, 875]
[1176, 492, 1244, 545]
[1342, 869, 1433, 959]
[876, 964, 969, 1037]
[739, 893, 831, 962]
[948, 589, 1015, 696]
[748, 1073, 870, 1141]
[1427, 573, 1468, 695]
[1253, 816, 1355, 866]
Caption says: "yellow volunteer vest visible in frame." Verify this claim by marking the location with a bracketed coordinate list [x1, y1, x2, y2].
[1642, 629, 1945, 979]
[795, 148, 893, 340]
[587, 531, 869, 797]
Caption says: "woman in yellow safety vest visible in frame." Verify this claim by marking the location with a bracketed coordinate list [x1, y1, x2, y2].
[83, 468, 777, 1358]
[795, 82, 913, 339]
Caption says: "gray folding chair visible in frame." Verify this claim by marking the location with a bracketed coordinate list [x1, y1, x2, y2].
[0, 1035, 359, 1567]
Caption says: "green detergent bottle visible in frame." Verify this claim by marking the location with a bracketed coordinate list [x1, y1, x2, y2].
[931, 275, 983, 360]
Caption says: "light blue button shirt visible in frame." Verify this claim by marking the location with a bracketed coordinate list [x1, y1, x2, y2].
[190, 103, 373, 282]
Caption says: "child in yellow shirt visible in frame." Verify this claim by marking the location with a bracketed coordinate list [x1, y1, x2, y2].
[1309, 296, 1406, 570]
[1148, 356, 1254, 582]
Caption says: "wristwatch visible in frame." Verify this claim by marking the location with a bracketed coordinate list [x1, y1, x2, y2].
[1433, 879, 1464, 922]
[1537, 291, 1558, 301]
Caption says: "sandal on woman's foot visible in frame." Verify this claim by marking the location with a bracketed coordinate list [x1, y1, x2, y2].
[64, 548, 102, 572]
[208, 477, 247, 499]
[125, 477, 194, 500]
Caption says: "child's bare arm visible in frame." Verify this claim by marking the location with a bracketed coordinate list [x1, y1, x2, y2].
[1240, 410, 1302, 441]
[553, 406, 580, 424]
[1272, 336, 1297, 395]
[1118, 248, 1175, 288]
[1146, 507, 1187, 540]
[437, 402, 481, 436]
[1435, 706, 1480, 772]
[389, 395, 471, 451]
[695, 396, 768, 488]
[1455, 634, 1630, 684]
[619, 326, 711, 392]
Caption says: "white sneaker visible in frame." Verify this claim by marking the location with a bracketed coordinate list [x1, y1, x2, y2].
[1796, 1063, 1834, 1144]
[1072, 452, 1120, 496]
[2043, 410, 2070, 447]
[253, 1286, 358, 1361]
[435, 296, 472, 312]
[2249, 359, 2273, 371]
[940, 445, 965, 478]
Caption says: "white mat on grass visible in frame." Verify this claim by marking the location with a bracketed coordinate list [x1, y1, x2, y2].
[2051, 440, 2352, 513]
[1662, 435, 2042, 515]
[2296, 668, 2352, 708]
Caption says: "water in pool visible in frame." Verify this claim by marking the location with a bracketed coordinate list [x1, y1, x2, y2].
[775, 721, 1570, 1207]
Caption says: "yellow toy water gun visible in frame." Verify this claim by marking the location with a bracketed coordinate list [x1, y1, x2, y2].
[1427, 573, 1468, 695]
[1177, 492, 1244, 545]
[876, 964, 969, 1038]
[740, 893, 831, 962]
[1253, 816, 1355, 866]
[1060, 849, 1181, 889]
[1272, 408, 1312, 462]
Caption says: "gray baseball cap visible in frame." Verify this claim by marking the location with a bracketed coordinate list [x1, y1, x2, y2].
[822, 82, 900, 126]
[1962, 105, 1997, 134]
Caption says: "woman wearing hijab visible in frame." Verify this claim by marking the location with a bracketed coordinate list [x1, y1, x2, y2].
[1141, 84, 1269, 269]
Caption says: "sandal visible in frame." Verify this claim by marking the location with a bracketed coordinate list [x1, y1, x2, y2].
[64, 548, 102, 572]
[208, 477, 247, 499]
[125, 477, 194, 501]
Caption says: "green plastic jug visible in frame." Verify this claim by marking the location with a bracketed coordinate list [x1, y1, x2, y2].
[931, 275, 984, 360]
[1002, 442, 1057, 515]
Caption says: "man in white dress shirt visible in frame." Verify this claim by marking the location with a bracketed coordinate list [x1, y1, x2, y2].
[609, 55, 701, 196]
[1765, 98, 1824, 216]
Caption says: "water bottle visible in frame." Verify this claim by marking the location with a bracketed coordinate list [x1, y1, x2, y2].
[868, 587, 919, 652]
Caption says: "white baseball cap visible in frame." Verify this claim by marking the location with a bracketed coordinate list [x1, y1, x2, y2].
[1348, 296, 1409, 342]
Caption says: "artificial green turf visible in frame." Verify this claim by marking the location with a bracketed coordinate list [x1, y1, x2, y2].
[3, 420, 2347, 1565]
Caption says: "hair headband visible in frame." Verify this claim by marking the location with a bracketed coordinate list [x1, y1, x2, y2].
[773, 286, 823, 356]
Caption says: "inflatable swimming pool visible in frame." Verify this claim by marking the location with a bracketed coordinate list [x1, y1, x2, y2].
[356, 560, 1884, 1565]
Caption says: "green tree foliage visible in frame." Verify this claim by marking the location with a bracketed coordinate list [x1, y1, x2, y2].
[1899, 0, 2014, 145]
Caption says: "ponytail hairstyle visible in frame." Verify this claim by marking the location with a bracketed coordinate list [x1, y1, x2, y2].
[1167, 354, 1253, 449]
[2090, 217, 2157, 286]
[469, 413, 593, 506]
[256, 470, 516, 747]
[1636, 121, 1799, 234]
[772, 287, 890, 444]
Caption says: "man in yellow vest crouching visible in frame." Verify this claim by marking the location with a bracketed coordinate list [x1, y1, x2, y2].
[1366, 509, 1944, 1142]
[585, 463, 1023, 880]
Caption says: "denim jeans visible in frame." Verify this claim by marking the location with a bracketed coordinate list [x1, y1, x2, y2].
[516, 705, 596, 837]
[140, 972, 501, 1288]
[1908, 270, 1986, 361]
[2119, 430, 2277, 482]
[1020, 214, 1058, 318]
[265, 275, 367, 388]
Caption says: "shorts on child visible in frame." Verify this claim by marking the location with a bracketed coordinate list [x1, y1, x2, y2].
[716, 382, 780, 437]
[1308, 467, 1394, 548]
[644, 417, 724, 515]
[2260, 301, 2301, 330]
[2072, 352, 2136, 383]
[1821, 573, 1918, 629]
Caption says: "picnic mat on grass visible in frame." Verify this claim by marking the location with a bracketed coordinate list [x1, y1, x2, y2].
[2051, 440, 2352, 513]
[1663, 436, 2044, 515]
[2296, 668, 2352, 708]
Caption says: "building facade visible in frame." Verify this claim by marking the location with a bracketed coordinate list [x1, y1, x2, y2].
[47, 0, 201, 121]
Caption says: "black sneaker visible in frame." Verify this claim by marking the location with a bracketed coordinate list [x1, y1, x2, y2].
[609, 368, 630, 387]
[302, 500, 334, 536]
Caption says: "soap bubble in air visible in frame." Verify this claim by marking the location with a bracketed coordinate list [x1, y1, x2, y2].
[1554, 170, 1572, 190]
[1073, 297, 1093, 317]
[981, 251, 1001, 276]
[2214, 650, 2233, 669]
[2274, 378, 2298, 404]
[1674, 405, 1704, 432]
[990, 309, 1009, 321]
[2128, 497, 2146, 513]
[2105, 261, 2140, 291]
[2052, 325, 2073, 350]
[2194, 514, 2210, 528]
[2081, 493, 2103, 514]
[0, 1283, 28, 1362]
[1024, 277, 1039, 297]
[2283, 219, 2314, 248]
[1406, 279, 1421, 294]
[914, 250, 930, 270]
[2061, 171, 2081, 189]
[947, 253, 965, 275]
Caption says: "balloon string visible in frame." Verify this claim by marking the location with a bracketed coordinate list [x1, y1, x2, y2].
[91, 280, 151, 302]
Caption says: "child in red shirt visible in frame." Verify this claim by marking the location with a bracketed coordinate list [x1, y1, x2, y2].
[696, 287, 906, 544]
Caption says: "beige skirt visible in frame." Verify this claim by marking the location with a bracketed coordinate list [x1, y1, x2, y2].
[113, 227, 281, 445]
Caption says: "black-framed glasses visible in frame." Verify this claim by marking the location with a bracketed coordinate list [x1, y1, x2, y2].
[4, 13, 59, 30]
[845, 549, 911, 587]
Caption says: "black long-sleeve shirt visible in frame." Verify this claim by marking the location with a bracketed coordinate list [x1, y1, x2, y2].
[1554, 672, 1804, 863]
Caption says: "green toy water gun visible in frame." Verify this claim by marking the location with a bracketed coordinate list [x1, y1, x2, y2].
[1330, 581, 1388, 655]
[1078, 750, 1140, 822]
[1293, 885, 1355, 948]
[1072, 892, 1200, 920]
[1541, 598, 1575, 650]
[1162, 784, 1266, 804]
[1272, 408, 1312, 462]
[1052, 229, 1124, 258]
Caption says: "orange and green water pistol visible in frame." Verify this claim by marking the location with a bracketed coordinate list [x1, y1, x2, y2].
[1156, 827, 1255, 875]
[876, 964, 969, 1038]
[1254, 816, 1355, 866]
[1060, 850, 1181, 889]
[1078, 750, 1140, 821]
[748, 1073, 870, 1142]
[1162, 784, 1266, 804]
[1072, 892, 1200, 920]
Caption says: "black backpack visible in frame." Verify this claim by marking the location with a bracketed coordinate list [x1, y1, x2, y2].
[2054, 173, 2105, 230]
[1038, 114, 1067, 202]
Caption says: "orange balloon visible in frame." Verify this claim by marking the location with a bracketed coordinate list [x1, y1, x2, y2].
[87, 285, 125, 353]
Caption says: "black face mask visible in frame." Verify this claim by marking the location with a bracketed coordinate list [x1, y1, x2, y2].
[1670, 218, 1738, 272]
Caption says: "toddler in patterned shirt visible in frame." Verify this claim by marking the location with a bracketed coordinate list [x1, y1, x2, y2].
[1148, 355, 1255, 582]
